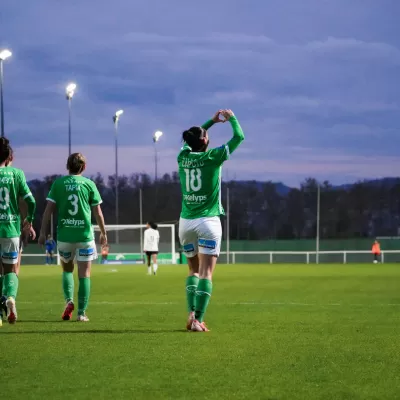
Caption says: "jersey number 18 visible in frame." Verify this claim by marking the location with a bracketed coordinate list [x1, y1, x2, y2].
[184, 168, 202, 192]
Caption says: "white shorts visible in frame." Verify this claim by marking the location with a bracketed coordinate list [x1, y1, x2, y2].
[0, 237, 20, 264]
[179, 217, 222, 258]
[58, 241, 97, 263]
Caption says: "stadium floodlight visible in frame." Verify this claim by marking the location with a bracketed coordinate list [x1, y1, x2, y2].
[65, 83, 76, 100]
[65, 82, 77, 155]
[114, 109, 124, 119]
[0, 50, 12, 61]
[0, 49, 12, 138]
[113, 109, 124, 243]
[153, 130, 163, 143]
[153, 131, 163, 182]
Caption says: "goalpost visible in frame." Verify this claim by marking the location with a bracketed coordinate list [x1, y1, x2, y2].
[92, 224, 177, 265]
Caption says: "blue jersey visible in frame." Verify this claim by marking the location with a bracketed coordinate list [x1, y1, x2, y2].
[45, 240, 56, 251]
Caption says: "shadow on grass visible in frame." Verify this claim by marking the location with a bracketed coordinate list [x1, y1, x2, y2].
[0, 328, 187, 334]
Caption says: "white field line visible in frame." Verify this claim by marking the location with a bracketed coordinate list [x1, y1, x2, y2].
[17, 301, 400, 307]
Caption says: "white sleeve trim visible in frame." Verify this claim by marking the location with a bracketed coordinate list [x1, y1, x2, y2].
[225, 144, 230, 160]
[91, 200, 103, 206]
[23, 192, 33, 200]
[46, 197, 56, 203]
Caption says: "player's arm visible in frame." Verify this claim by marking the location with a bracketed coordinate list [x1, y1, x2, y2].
[39, 201, 56, 245]
[224, 110, 245, 155]
[92, 205, 107, 246]
[89, 181, 107, 246]
[18, 171, 36, 225]
[201, 110, 226, 130]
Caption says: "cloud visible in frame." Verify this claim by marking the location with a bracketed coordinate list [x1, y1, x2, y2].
[1, 0, 400, 186]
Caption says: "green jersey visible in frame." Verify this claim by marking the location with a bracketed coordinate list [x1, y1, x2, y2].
[47, 175, 102, 243]
[0, 166, 35, 238]
[178, 116, 245, 219]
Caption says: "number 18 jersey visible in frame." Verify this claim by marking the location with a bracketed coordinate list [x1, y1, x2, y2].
[177, 143, 230, 219]
[47, 175, 102, 243]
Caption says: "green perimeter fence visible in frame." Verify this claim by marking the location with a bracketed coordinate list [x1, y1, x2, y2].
[21, 238, 400, 265]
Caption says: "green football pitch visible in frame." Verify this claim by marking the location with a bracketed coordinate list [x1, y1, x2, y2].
[1, 264, 400, 400]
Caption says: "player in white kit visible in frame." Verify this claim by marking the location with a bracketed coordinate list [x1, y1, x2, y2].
[143, 222, 160, 275]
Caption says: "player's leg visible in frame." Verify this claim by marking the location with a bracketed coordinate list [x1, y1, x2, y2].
[152, 253, 158, 275]
[1, 238, 21, 324]
[192, 217, 222, 332]
[58, 242, 76, 320]
[76, 241, 96, 321]
[146, 252, 151, 275]
[179, 218, 199, 330]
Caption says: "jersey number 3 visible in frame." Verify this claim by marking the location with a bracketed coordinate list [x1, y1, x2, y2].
[68, 194, 79, 216]
[184, 168, 202, 192]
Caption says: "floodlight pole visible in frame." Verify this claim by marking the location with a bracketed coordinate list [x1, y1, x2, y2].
[139, 188, 143, 261]
[113, 115, 120, 244]
[316, 183, 321, 264]
[68, 98, 72, 156]
[0, 60, 4, 138]
[227, 186, 230, 264]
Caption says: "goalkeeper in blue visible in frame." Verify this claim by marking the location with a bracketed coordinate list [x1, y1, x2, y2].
[45, 235, 56, 265]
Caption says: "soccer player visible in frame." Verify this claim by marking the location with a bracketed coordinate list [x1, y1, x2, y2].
[372, 240, 381, 264]
[45, 234, 56, 265]
[0, 137, 36, 325]
[38, 153, 107, 322]
[143, 221, 160, 275]
[178, 109, 244, 332]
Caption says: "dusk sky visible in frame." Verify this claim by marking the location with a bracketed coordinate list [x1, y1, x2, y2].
[1, 0, 399, 186]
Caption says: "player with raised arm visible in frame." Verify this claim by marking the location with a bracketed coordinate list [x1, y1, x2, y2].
[178, 109, 245, 332]
[39, 153, 107, 322]
[144, 221, 160, 275]
[0, 137, 36, 326]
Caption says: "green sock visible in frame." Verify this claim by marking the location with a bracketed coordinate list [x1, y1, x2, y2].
[195, 279, 213, 323]
[186, 276, 199, 313]
[3, 273, 19, 299]
[0, 275, 3, 297]
[62, 272, 74, 303]
[78, 277, 91, 316]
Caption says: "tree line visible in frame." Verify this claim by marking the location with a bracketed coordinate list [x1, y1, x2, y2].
[28, 173, 400, 240]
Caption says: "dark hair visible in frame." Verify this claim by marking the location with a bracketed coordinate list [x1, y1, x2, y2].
[148, 221, 158, 230]
[67, 153, 86, 175]
[182, 126, 208, 152]
[0, 137, 13, 165]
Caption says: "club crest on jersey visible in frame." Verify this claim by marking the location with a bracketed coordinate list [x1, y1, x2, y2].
[198, 239, 217, 249]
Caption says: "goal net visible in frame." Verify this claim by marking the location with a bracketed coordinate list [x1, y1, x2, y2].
[93, 224, 177, 265]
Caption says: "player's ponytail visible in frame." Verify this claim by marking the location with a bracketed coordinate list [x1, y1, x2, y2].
[67, 152, 86, 175]
[0, 136, 13, 165]
[182, 126, 208, 152]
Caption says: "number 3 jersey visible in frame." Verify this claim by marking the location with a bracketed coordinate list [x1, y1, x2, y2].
[0, 167, 35, 238]
[177, 116, 244, 220]
[47, 175, 102, 243]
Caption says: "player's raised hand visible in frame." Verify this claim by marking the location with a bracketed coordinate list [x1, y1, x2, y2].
[222, 109, 235, 121]
[212, 110, 226, 123]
